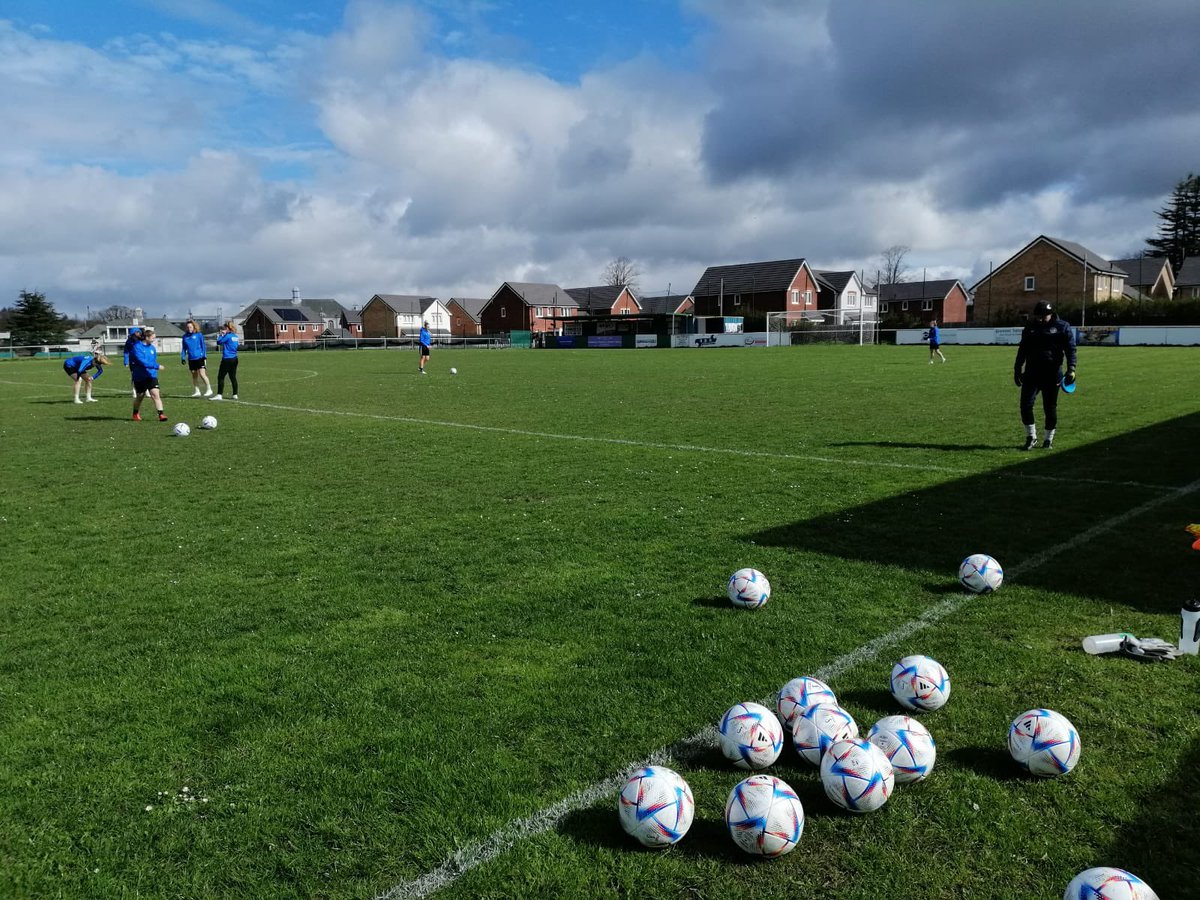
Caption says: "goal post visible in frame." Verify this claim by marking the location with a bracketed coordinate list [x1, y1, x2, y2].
[766, 311, 879, 346]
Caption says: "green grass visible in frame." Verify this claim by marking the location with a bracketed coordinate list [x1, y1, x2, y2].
[1, 345, 1199, 899]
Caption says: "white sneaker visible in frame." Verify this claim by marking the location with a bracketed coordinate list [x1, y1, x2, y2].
[86, 397, 98, 403]
[74, 398, 83, 404]
[203, 388, 213, 397]
[231, 394, 238, 400]
[209, 394, 222, 401]
[191, 389, 202, 397]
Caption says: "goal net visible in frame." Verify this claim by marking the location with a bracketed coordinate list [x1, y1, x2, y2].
[766, 311, 880, 346]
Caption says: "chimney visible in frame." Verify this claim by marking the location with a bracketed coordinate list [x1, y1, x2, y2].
[292, 287, 301, 304]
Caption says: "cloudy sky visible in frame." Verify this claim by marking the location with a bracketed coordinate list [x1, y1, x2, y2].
[3, 0, 1198, 320]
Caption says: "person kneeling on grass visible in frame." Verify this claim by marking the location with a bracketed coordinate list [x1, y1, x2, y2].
[130, 328, 168, 422]
[64, 352, 109, 403]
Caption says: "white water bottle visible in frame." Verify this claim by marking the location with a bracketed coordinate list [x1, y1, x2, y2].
[1082, 633, 1130, 655]
[1180, 599, 1200, 655]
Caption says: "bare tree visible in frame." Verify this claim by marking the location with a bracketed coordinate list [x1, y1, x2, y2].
[102, 304, 137, 321]
[872, 245, 911, 288]
[602, 256, 640, 289]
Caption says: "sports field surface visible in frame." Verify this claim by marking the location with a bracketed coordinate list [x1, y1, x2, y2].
[2, 345, 1198, 899]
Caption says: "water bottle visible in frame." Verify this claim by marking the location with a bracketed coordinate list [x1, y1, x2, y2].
[1081, 633, 1131, 655]
[1180, 599, 1200, 655]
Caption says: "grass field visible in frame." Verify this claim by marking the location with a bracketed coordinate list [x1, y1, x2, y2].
[2, 344, 1199, 899]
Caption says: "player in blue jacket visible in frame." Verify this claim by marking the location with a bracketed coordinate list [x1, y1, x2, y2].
[926, 319, 946, 364]
[130, 328, 168, 422]
[122, 326, 142, 399]
[63, 352, 109, 403]
[180, 319, 213, 397]
[1014, 300, 1076, 450]
[418, 322, 431, 374]
[210, 320, 239, 400]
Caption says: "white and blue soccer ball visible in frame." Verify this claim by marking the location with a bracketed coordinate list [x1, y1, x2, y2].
[172, 422, 190, 437]
[617, 765, 694, 848]
[958, 553, 1003, 593]
[719, 701, 784, 769]
[1063, 867, 1159, 900]
[792, 703, 858, 767]
[727, 567, 771, 609]
[867, 715, 937, 784]
[776, 675, 837, 732]
[1009, 708, 1081, 777]
[820, 737, 895, 813]
[200, 415, 217, 430]
[890, 654, 951, 712]
[725, 774, 805, 857]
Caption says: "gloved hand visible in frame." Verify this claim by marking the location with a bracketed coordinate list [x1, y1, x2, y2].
[1063, 368, 1076, 386]
[1013, 370, 1023, 387]
[1119, 635, 1178, 661]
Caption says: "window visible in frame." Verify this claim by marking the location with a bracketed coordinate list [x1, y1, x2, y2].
[733, 294, 742, 306]
[902, 301, 909, 311]
[298, 324, 306, 332]
[881, 302, 890, 313]
[1024, 275, 1036, 291]
[500, 307, 507, 318]
[278, 324, 286, 332]
[847, 292, 858, 308]
[621, 308, 630, 315]
[804, 290, 813, 307]
[790, 289, 800, 306]
[921, 300, 933, 311]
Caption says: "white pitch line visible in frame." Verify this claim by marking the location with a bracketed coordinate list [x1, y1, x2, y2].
[239, 399, 1178, 492]
[378, 474, 1200, 900]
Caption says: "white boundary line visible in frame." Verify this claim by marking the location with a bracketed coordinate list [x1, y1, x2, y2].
[378, 474, 1200, 899]
[239, 399, 1178, 492]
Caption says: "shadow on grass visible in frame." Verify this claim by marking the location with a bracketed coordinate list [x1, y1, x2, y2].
[691, 595, 733, 609]
[944, 746, 1026, 782]
[830, 440, 1005, 451]
[831, 686, 898, 720]
[750, 412, 1200, 611]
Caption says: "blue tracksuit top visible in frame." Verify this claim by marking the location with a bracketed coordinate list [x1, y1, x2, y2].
[928, 326, 940, 345]
[130, 341, 161, 380]
[217, 332, 239, 359]
[419, 326, 431, 348]
[181, 331, 207, 362]
[65, 354, 104, 380]
[122, 329, 142, 366]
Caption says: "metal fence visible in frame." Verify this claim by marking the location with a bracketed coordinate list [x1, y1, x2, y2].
[0, 336, 514, 359]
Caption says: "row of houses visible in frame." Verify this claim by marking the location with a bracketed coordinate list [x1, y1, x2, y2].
[79, 236, 1200, 347]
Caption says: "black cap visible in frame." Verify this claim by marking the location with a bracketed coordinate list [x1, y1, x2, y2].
[1033, 300, 1054, 317]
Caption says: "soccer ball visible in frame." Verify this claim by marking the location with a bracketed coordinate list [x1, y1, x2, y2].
[889, 655, 951, 712]
[200, 415, 217, 430]
[727, 568, 771, 609]
[776, 675, 837, 731]
[958, 553, 1003, 593]
[718, 701, 784, 769]
[867, 715, 937, 784]
[792, 703, 858, 767]
[1063, 867, 1158, 900]
[617, 765, 694, 848]
[1008, 708, 1081, 777]
[821, 737, 895, 813]
[450, 367, 458, 375]
[173, 422, 190, 437]
[725, 774, 805, 857]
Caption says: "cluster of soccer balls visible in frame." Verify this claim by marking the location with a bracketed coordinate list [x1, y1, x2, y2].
[172, 416, 218, 437]
[616, 559, 1157, 899]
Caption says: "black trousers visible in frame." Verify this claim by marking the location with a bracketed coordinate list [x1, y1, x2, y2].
[218, 358, 239, 396]
[1019, 369, 1061, 430]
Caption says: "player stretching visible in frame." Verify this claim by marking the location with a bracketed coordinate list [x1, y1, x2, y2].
[1013, 300, 1076, 450]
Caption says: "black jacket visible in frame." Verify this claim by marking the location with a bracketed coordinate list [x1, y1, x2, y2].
[1015, 316, 1076, 374]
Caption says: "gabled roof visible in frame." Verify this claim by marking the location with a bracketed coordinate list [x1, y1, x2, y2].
[246, 303, 324, 325]
[301, 298, 350, 320]
[877, 280, 964, 302]
[1110, 257, 1171, 286]
[1175, 257, 1200, 286]
[447, 297, 489, 321]
[493, 282, 579, 308]
[79, 317, 184, 338]
[814, 270, 857, 293]
[639, 294, 693, 315]
[971, 235, 1125, 291]
[565, 285, 630, 311]
[367, 294, 439, 314]
[692, 258, 808, 296]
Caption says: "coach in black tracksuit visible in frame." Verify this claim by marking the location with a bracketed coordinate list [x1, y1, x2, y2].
[1013, 300, 1076, 450]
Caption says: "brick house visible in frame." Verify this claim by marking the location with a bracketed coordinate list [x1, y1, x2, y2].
[303, 298, 363, 337]
[690, 258, 822, 330]
[447, 298, 488, 336]
[1110, 257, 1175, 300]
[814, 270, 876, 324]
[241, 302, 328, 343]
[971, 235, 1126, 324]
[1173, 257, 1200, 299]
[360, 295, 451, 338]
[479, 282, 580, 335]
[877, 279, 969, 324]
[637, 294, 694, 316]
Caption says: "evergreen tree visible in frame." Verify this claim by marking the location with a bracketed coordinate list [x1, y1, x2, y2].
[9, 291, 69, 345]
[1146, 173, 1200, 270]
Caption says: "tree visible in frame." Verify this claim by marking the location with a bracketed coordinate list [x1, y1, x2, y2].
[871, 244, 911, 288]
[602, 256, 640, 290]
[1146, 173, 1200, 270]
[9, 290, 69, 345]
[101, 304, 138, 321]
